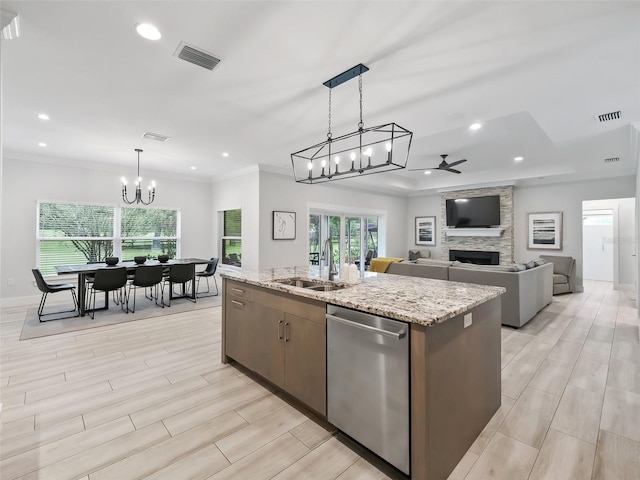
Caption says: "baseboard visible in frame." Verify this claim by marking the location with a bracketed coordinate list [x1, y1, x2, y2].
[616, 283, 635, 292]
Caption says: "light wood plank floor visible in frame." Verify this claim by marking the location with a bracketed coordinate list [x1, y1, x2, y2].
[1, 280, 639, 479]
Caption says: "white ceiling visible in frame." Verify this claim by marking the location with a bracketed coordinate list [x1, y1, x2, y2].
[2, 1, 639, 195]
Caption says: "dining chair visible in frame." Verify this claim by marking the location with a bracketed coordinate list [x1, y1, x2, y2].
[86, 267, 128, 319]
[126, 264, 164, 313]
[84, 260, 102, 305]
[196, 257, 219, 297]
[164, 263, 196, 307]
[32, 269, 79, 322]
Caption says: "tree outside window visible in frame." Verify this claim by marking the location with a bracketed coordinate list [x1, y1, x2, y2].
[221, 209, 241, 267]
[37, 202, 180, 275]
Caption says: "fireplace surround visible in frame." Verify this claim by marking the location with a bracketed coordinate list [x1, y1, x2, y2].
[449, 250, 500, 265]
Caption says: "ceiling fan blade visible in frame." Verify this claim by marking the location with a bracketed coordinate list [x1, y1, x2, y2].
[408, 167, 438, 171]
[447, 159, 467, 167]
[446, 168, 462, 174]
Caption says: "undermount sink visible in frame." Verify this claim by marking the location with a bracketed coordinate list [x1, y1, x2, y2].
[273, 277, 350, 292]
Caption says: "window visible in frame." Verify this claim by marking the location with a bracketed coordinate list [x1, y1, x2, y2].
[37, 202, 180, 275]
[221, 209, 241, 267]
[121, 207, 178, 260]
[309, 211, 380, 269]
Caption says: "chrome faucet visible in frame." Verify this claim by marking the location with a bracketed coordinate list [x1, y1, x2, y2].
[322, 238, 338, 280]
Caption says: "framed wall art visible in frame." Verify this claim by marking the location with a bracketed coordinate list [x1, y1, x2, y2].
[272, 211, 296, 240]
[528, 211, 562, 250]
[415, 216, 436, 246]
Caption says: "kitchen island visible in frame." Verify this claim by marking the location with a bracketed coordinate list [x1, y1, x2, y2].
[221, 266, 504, 480]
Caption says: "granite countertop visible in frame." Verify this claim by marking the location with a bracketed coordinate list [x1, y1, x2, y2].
[221, 266, 505, 327]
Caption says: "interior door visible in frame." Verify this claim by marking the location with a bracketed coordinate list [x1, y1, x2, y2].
[583, 212, 614, 281]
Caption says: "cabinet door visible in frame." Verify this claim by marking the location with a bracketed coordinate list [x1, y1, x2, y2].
[284, 313, 327, 415]
[251, 305, 285, 388]
[225, 297, 255, 369]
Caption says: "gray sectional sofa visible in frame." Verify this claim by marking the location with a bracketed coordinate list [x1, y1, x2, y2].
[386, 259, 553, 328]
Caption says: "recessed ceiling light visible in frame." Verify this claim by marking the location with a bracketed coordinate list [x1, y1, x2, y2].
[37, 113, 50, 120]
[190, 166, 196, 170]
[136, 23, 161, 41]
[222, 152, 229, 157]
[469, 123, 482, 130]
[423, 171, 431, 175]
[38, 142, 47, 147]
[514, 156, 524, 161]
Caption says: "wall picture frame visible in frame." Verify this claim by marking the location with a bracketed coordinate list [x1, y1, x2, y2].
[415, 216, 436, 246]
[528, 211, 562, 250]
[272, 211, 296, 240]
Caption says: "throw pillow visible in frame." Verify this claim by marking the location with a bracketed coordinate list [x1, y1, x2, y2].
[525, 260, 537, 269]
[408, 250, 422, 261]
[533, 258, 546, 266]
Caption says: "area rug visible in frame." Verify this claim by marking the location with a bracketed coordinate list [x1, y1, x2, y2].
[20, 294, 222, 340]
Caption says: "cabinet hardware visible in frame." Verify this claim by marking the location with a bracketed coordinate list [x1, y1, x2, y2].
[278, 320, 283, 339]
[231, 299, 244, 307]
[284, 322, 290, 342]
[231, 288, 244, 293]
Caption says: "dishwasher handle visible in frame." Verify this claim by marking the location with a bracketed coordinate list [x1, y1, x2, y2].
[326, 313, 407, 340]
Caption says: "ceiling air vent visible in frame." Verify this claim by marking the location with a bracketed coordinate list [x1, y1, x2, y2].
[604, 157, 620, 163]
[173, 41, 221, 71]
[142, 132, 170, 142]
[597, 111, 622, 122]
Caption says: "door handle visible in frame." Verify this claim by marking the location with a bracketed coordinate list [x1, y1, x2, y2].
[284, 322, 290, 342]
[277, 320, 283, 339]
[231, 287, 244, 294]
[231, 299, 244, 307]
[326, 313, 407, 339]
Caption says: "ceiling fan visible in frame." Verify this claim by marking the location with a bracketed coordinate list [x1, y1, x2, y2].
[409, 154, 467, 174]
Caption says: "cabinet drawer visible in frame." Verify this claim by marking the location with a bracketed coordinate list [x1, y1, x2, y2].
[226, 279, 254, 302]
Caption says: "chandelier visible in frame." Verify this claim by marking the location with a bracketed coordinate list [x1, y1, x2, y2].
[291, 64, 412, 184]
[121, 148, 156, 205]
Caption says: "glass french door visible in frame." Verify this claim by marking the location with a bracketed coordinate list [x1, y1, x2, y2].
[309, 213, 379, 269]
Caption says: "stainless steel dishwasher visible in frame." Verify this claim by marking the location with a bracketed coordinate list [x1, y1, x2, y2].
[326, 305, 410, 475]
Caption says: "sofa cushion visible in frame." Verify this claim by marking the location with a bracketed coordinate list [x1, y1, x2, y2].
[416, 258, 454, 266]
[540, 255, 574, 276]
[553, 273, 569, 285]
[451, 262, 526, 272]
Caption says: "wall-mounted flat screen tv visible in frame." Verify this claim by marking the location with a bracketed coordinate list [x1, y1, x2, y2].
[445, 195, 501, 228]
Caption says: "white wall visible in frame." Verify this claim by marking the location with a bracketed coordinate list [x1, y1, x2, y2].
[258, 170, 408, 268]
[210, 167, 260, 272]
[0, 157, 213, 300]
[407, 193, 442, 258]
[514, 176, 636, 292]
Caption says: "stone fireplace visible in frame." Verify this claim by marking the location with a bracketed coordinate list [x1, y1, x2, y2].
[449, 250, 500, 265]
[440, 185, 514, 264]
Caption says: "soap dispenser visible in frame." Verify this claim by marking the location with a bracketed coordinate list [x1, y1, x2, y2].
[348, 263, 358, 282]
[342, 262, 350, 281]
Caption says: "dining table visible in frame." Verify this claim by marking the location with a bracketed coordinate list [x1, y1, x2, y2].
[55, 258, 213, 316]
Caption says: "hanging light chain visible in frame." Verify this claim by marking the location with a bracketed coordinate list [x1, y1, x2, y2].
[327, 88, 332, 140]
[358, 74, 364, 131]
